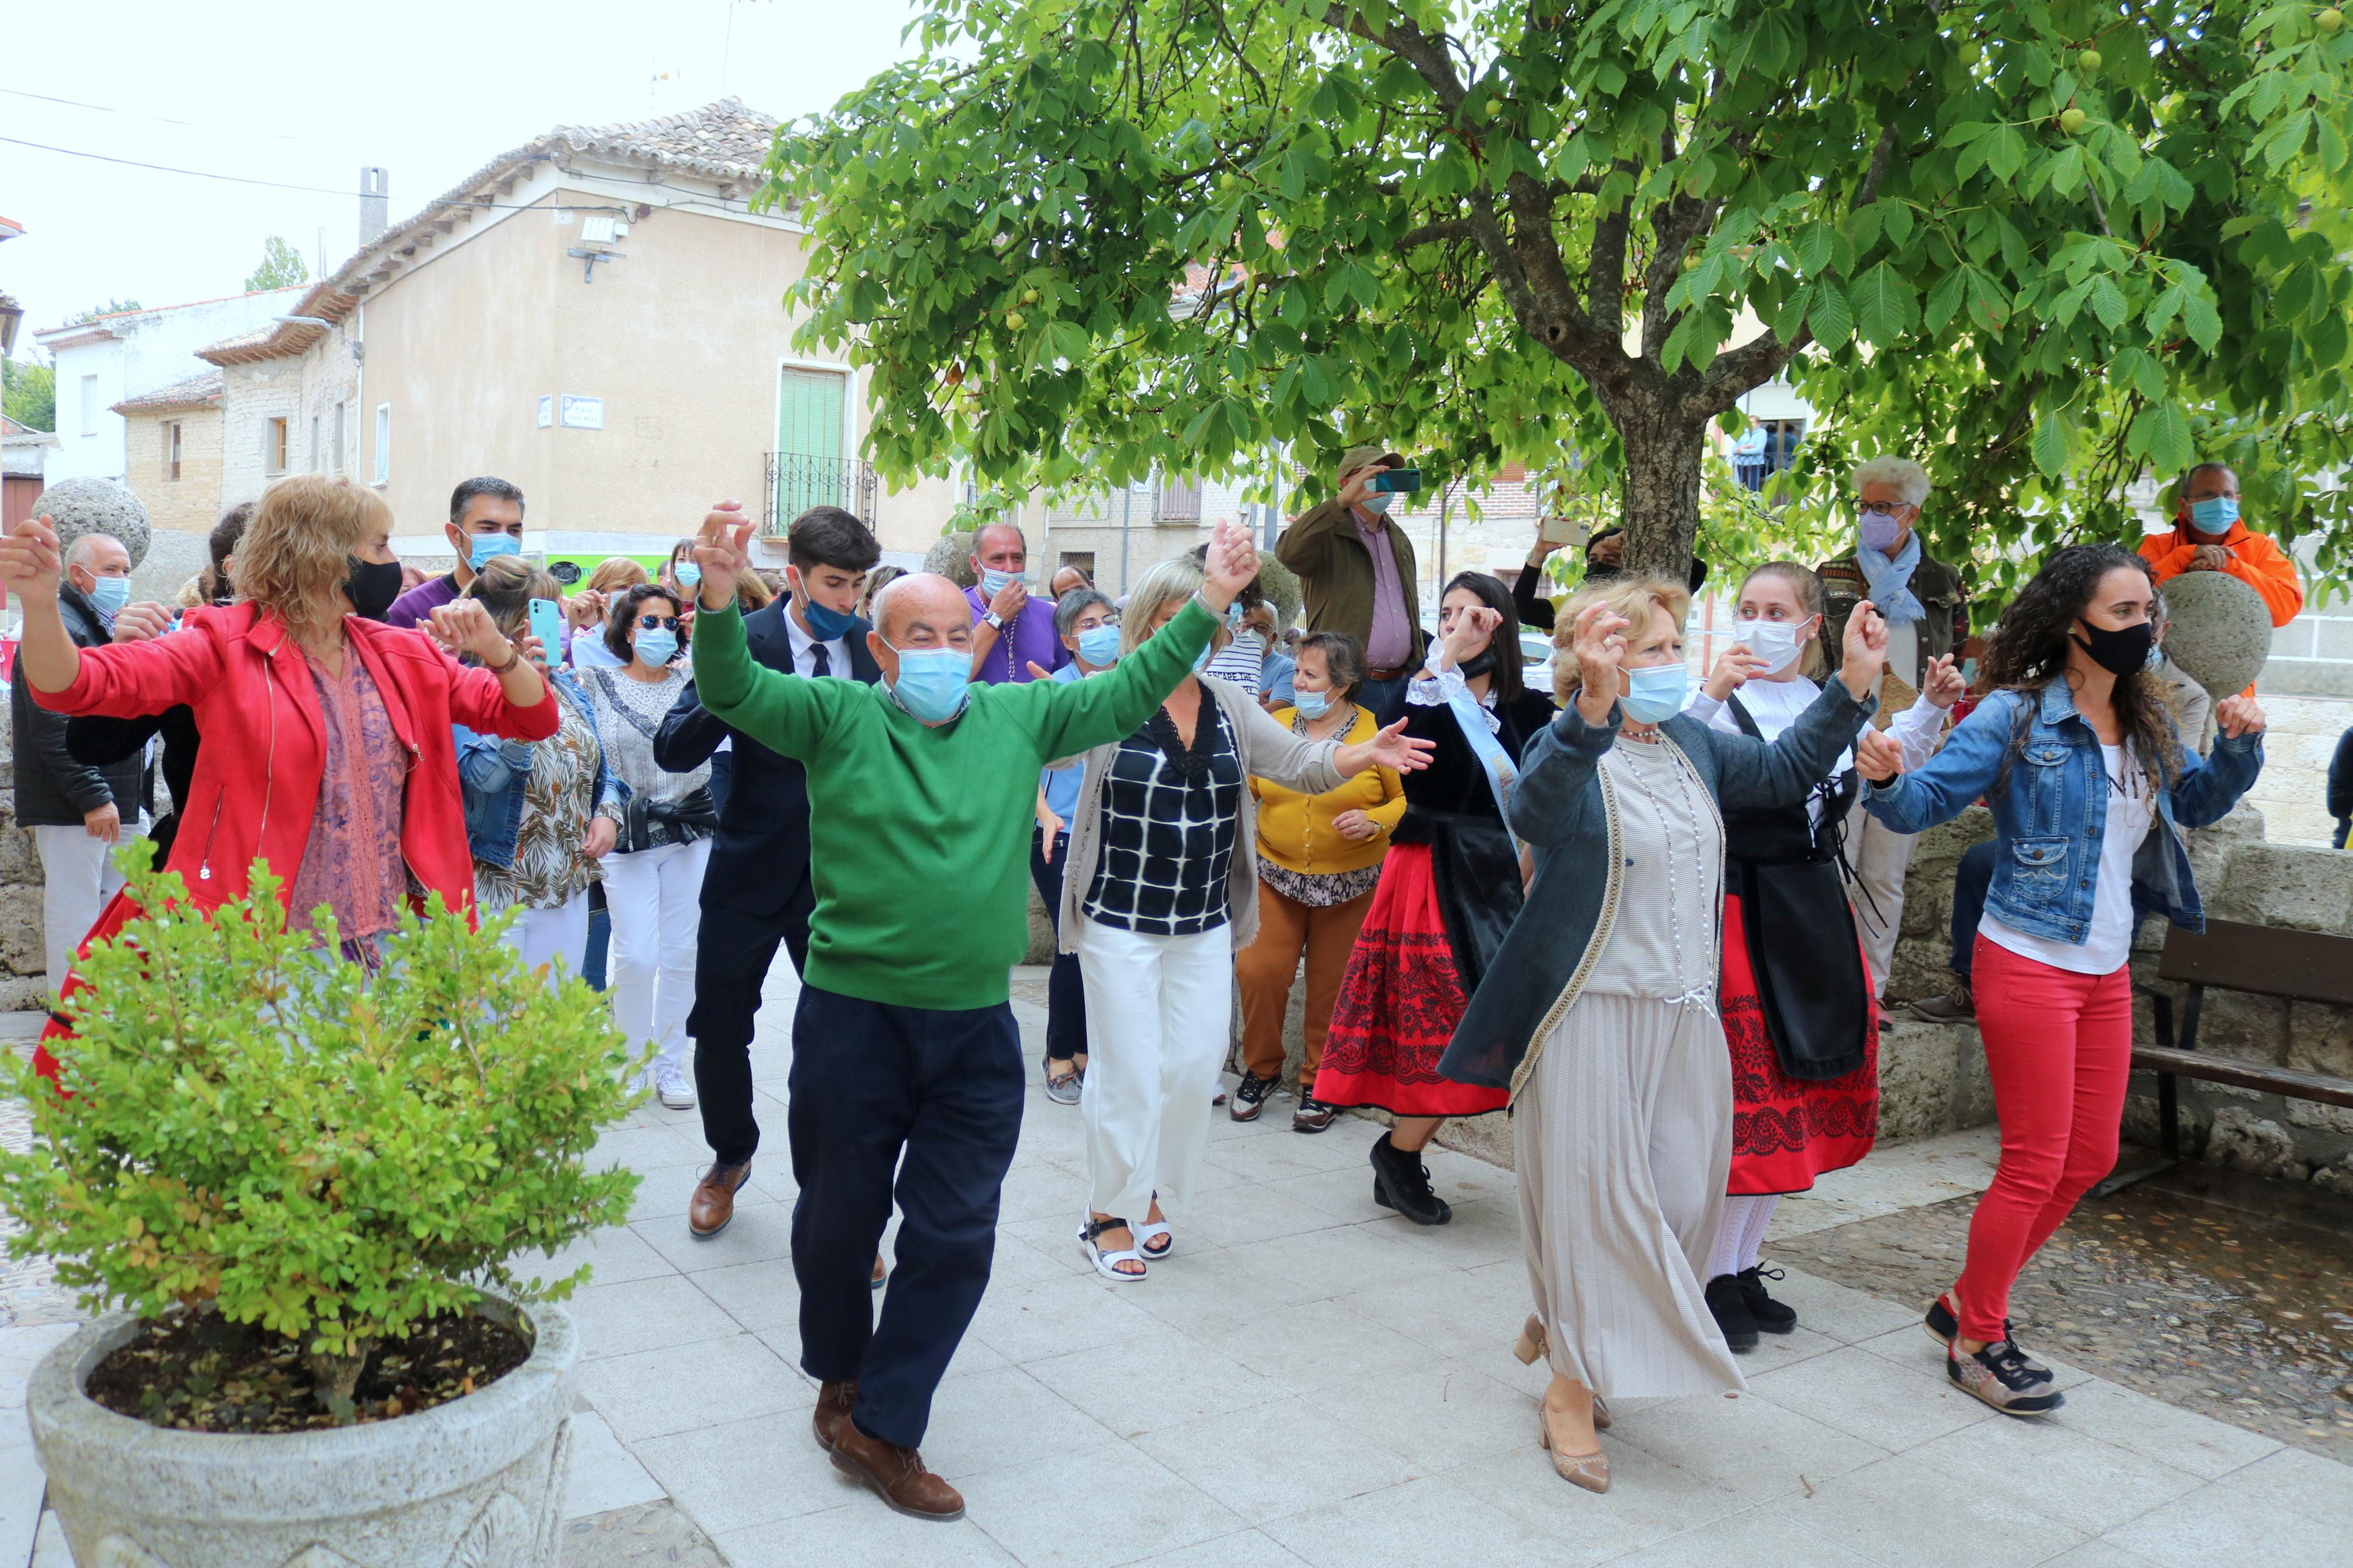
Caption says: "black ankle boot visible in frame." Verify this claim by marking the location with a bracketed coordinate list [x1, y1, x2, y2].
[1705, 1274, 1759, 1351]
[1736, 1265, 1798, 1334]
[1369, 1132, 1452, 1226]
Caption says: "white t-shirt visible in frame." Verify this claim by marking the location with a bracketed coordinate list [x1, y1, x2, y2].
[1981, 741, 2152, 976]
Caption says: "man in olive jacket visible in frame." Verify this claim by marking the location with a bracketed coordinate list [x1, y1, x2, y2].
[1275, 445, 1428, 712]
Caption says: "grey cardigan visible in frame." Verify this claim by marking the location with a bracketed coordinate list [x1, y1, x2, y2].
[1436, 678, 1875, 1105]
[1056, 674, 1346, 952]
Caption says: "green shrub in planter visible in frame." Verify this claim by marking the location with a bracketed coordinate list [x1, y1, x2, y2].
[0, 852, 643, 1414]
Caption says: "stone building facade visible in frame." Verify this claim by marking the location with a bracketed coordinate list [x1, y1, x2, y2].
[111, 373, 224, 536]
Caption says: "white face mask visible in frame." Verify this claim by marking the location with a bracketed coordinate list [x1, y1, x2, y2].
[1734, 618, 1806, 675]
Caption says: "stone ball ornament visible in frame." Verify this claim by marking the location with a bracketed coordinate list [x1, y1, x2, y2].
[2157, 568, 2273, 699]
[36, 477, 154, 570]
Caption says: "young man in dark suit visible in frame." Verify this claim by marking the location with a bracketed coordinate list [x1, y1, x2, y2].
[656, 505, 884, 1238]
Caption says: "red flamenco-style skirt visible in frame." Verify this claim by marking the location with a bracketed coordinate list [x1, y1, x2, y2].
[1311, 844, 1509, 1119]
[30, 887, 144, 1088]
[1720, 891, 1879, 1195]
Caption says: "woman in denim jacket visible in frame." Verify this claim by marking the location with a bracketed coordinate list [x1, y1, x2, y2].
[453, 556, 618, 982]
[1856, 543, 2265, 1417]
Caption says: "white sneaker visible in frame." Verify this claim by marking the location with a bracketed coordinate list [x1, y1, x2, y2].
[654, 1062, 696, 1110]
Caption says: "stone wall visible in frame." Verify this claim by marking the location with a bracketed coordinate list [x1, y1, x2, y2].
[120, 411, 225, 537]
[0, 745, 52, 1012]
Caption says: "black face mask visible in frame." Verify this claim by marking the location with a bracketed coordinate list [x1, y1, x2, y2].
[343, 556, 406, 621]
[1457, 649, 1498, 680]
[2072, 618, 2153, 678]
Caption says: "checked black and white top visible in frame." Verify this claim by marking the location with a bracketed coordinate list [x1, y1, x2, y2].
[1081, 698, 1243, 936]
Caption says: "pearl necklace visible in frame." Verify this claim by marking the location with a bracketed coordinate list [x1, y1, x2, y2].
[1617, 739, 1717, 1014]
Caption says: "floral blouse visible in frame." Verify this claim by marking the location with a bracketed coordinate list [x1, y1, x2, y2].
[475, 684, 606, 914]
[286, 648, 410, 958]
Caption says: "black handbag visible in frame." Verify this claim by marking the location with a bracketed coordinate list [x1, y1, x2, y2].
[623, 788, 718, 854]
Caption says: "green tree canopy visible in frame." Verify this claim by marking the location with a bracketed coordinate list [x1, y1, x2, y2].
[243, 236, 309, 293]
[768, 0, 2353, 592]
[2, 357, 54, 433]
[63, 300, 141, 326]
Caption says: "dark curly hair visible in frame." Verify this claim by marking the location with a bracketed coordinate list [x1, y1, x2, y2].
[1981, 542, 2181, 796]
[605, 584, 683, 663]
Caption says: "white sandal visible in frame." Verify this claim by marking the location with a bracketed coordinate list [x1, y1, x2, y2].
[1078, 1214, 1147, 1281]
[1133, 1218, 1172, 1260]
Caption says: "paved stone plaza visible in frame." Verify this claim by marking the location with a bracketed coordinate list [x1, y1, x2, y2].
[6, 961, 2351, 1567]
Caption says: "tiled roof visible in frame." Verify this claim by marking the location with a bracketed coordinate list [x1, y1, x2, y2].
[325, 98, 785, 301]
[111, 371, 222, 415]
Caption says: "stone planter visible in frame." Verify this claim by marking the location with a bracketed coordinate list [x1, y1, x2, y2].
[26, 1297, 578, 1568]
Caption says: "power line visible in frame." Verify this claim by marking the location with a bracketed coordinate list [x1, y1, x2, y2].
[0, 84, 305, 141]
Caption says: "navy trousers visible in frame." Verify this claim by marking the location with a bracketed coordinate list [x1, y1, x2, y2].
[690, 879, 817, 1167]
[1027, 825, 1088, 1066]
[1949, 838, 1997, 977]
[787, 983, 1024, 1449]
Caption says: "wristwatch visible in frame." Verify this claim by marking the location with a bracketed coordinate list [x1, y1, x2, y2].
[982, 609, 1007, 631]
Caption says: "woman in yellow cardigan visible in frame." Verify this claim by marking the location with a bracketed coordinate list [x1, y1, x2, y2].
[1234, 631, 1409, 1131]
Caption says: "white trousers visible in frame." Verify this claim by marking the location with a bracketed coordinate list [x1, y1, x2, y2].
[33, 821, 141, 997]
[1844, 813, 1918, 1000]
[603, 839, 709, 1072]
[1075, 916, 1233, 1222]
[499, 888, 592, 988]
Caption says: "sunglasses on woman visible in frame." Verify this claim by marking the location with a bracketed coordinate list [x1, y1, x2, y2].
[637, 614, 682, 631]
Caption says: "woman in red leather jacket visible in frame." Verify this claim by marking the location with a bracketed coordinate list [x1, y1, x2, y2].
[1, 474, 558, 1079]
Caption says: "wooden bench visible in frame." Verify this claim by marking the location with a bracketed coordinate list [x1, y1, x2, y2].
[2095, 918, 2353, 1195]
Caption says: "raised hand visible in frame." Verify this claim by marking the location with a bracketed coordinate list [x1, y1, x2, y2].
[1838, 599, 1890, 701]
[565, 588, 606, 631]
[1569, 599, 1630, 724]
[2214, 694, 2267, 739]
[1440, 604, 1501, 671]
[111, 602, 175, 644]
[1921, 652, 1967, 709]
[988, 576, 1029, 622]
[1199, 520, 1261, 611]
[1702, 643, 1766, 702]
[0, 515, 63, 600]
[693, 500, 754, 610]
[428, 599, 513, 666]
[1855, 726, 1907, 783]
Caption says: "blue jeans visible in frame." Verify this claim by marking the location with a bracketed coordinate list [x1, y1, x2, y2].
[1356, 672, 1409, 719]
[1950, 838, 1996, 978]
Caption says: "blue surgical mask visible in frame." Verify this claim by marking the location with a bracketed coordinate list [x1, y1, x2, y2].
[1076, 623, 1123, 667]
[885, 645, 973, 723]
[1621, 663, 1689, 724]
[801, 595, 858, 641]
[634, 629, 679, 667]
[1291, 688, 1333, 719]
[86, 575, 131, 617]
[1192, 642, 1216, 674]
[1360, 493, 1394, 517]
[978, 567, 1020, 596]
[2188, 496, 2239, 536]
[469, 534, 521, 570]
[2145, 639, 2166, 671]
[674, 560, 702, 589]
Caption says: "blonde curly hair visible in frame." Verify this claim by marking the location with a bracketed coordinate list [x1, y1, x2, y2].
[1552, 576, 1690, 708]
[235, 475, 395, 646]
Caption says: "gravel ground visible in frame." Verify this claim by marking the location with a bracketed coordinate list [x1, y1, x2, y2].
[1775, 1160, 2353, 1464]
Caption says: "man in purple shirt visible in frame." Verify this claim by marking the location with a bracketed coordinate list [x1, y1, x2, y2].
[964, 522, 1069, 684]
[385, 477, 528, 628]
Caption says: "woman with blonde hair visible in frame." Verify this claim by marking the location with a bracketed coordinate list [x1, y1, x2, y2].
[1058, 554, 1431, 1279]
[3, 476, 558, 1075]
[1438, 574, 1886, 1491]
[456, 555, 618, 979]
[567, 557, 651, 670]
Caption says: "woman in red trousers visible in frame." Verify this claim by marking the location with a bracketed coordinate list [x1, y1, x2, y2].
[1, 474, 558, 1082]
[1857, 543, 2264, 1416]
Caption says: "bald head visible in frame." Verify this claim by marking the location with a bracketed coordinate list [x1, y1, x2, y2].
[872, 572, 974, 644]
[65, 534, 129, 574]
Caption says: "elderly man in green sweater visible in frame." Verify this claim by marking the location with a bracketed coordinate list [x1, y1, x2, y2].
[683, 503, 1261, 1521]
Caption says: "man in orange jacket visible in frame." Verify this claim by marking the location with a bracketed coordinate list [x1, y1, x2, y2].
[2139, 462, 2305, 628]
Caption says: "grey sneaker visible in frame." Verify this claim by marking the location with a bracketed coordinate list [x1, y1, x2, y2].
[1044, 1064, 1083, 1106]
[1229, 1069, 1280, 1122]
[1907, 977, 1975, 1023]
[1948, 1341, 2063, 1416]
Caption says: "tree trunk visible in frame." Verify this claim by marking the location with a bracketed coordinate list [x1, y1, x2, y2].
[1614, 405, 1709, 584]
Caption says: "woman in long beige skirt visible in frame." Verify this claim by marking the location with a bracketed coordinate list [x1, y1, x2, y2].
[1438, 573, 1889, 1491]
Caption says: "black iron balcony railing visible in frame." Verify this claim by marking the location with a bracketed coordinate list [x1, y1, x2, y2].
[765, 453, 878, 535]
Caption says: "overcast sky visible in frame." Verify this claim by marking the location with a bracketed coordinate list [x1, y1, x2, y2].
[1, 0, 928, 347]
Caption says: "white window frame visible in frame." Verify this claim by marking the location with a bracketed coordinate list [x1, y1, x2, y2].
[165, 421, 182, 482]
[373, 404, 391, 485]
[80, 374, 101, 436]
[771, 356, 859, 464]
[264, 416, 290, 477]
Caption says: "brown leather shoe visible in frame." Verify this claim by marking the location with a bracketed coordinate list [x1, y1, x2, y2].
[812, 1380, 858, 1453]
[829, 1418, 966, 1521]
[687, 1161, 752, 1239]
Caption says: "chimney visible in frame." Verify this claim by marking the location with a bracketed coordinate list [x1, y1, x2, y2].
[359, 167, 390, 247]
